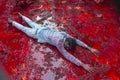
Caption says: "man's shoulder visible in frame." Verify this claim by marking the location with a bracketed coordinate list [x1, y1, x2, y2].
[60, 32, 68, 36]
[60, 32, 72, 38]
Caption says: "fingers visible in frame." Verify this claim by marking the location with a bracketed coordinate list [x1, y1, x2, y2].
[90, 48, 101, 57]
[87, 65, 95, 73]
[82, 64, 96, 73]
[83, 64, 93, 72]
[94, 50, 101, 57]
[87, 66, 93, 72]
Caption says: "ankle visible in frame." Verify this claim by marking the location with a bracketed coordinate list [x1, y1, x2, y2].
[8, 18, 13, 25]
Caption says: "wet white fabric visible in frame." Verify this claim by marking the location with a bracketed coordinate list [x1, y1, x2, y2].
[37, 29, 68, 46]
[12, 21, 38, 39]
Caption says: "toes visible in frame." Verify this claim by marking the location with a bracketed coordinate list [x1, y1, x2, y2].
[8, 18, 13, 23]
[18, 12, 22, 17]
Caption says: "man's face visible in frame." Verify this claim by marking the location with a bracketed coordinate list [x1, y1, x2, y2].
[64, 41, 70, 50]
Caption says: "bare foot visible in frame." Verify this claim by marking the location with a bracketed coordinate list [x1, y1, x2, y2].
[8, 18, 13, 25]
[18, 12, 23, 18]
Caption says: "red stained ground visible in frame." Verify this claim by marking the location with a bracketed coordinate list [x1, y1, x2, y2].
[0, 0, 120, 80]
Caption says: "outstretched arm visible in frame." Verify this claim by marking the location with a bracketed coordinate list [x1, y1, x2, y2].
[57, 43, 93, 72]
[75, 39, 99, 57]
[76, 39, 89, 48]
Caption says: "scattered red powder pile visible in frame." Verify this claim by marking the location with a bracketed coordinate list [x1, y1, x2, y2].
[0, 0, 120, 80]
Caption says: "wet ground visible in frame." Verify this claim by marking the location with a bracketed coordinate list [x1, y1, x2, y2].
[0, 0, 120, 80]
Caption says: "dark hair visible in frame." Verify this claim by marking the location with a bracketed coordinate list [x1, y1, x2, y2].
[64, 37, 77, 50]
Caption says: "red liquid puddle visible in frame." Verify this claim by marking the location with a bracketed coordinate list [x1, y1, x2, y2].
[0, 0, 120, 80]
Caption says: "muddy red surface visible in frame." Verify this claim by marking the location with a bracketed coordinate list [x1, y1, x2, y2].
[0, 0, 120, 80]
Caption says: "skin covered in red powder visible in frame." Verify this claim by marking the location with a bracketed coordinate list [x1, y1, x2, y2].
[0, 0, 120, 80]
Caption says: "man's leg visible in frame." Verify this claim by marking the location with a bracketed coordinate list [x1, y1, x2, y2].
[19, 13, 41, 29]
[9, 19, 37, 39]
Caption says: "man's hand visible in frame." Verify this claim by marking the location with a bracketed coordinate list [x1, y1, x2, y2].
[88, 47, 100, 57]
[82, 64, 93, 72]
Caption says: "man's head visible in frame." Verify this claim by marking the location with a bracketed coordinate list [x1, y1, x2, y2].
[64, 37, 77, 50]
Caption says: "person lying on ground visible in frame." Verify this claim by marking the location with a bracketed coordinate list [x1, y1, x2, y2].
[8, 13, 99, 72]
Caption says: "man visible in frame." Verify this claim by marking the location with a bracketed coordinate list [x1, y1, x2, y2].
[8, 13, 99, 72]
